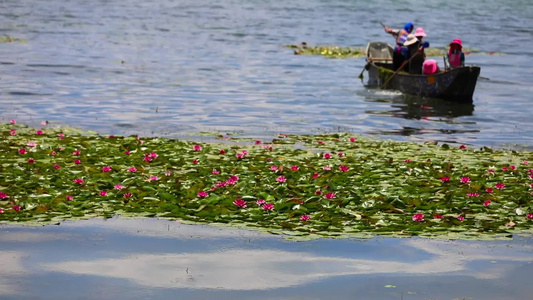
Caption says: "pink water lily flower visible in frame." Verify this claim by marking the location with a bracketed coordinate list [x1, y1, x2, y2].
[440, 176, 450, 182]
[193, 159, 199, 164]
[10, 119, 16, 124]
[412, 213, 424, 222]
[323, 165, 331, 171]
[0, 192, 7, 199]
[66, 195, 74, 201]
[350, 137, 356, 142]
[324, 192, 336, 199]
[114, 184, 125, 190]
[36, 130, 43, 135]
[144, 156, 152, 162]
[323, 152, 331, 159]
[99, 191, 107, 196]
[197, 191, 208, 198]
[483, 200, 491, 207]
[235, 153, 244, 159]
[495, 183, 505, 190]
[124, 151, 131, 155]
[339, 165, 349, 172]
[460, 177, 471, 183]
[193, 145, 203, 151]
[256, 199, 266, 205]
[102, 166, 112, 172]
[241, 150, 249, 155]
[148, 176, 159, 181]
[255, 140, 261, 145]
[124, 193, 133, 199]
[53, 164, 61, 170]
[276, 176, 286, 183]
[12, 205, 21, 211]
[312, 173, 319, 179]
[291, 165, 299, 171]
[262, 203, 274, 210]
[509, 165, 516, 170]
[527, 213, 533, 220]
[10, 129, 16, 136]
[269, 165, 278, 171]
[212, 169, 220, 175]
[467, 192, 479, 197]
[233, 199, 247, 208]
[300, 215, 310, 221]
[18, 148, 26, 154]
[523, 160, 529, 165]
[27, 158, 35, 163]
[229, 175, 239, 182]
[73, 178, 84, 184]
[434, 214, 443, 219]
[219, 149, 226, 155]
[73, 150, 81, 156]
[27, 142, 36, 147]
[148, 152, 158, 159]
[457, 215, 465, 221]
[74, 159, 81, 165]
[0, 208, 3, 214]
[128, 167, 137, 172]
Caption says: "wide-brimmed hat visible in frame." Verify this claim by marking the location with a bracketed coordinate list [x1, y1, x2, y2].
[403, 34, 418, 46]
[414, 27, 427, 37]
[423, 59, 439, 74]
[450, 39, 462, 48]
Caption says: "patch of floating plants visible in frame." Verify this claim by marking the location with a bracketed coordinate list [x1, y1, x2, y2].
[1, 121, 532, 241]
[285, 42, 504, 59]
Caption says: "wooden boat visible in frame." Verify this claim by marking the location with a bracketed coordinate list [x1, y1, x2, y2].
[364, 41, 480, 102]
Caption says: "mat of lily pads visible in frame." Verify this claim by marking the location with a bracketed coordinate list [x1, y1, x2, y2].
[1, 121, 532, 240]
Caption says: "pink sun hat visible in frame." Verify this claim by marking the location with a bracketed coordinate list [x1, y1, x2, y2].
[450, 39, 463, 48]
[414, 27, 427, 37]
[423, 59, 439, 75]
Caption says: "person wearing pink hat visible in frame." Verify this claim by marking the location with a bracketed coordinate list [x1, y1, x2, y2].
[447, 39, 465, 69]
[414, 27, 429, 60]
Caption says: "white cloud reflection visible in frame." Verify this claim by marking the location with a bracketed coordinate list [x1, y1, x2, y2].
[41, 239, 533, 291]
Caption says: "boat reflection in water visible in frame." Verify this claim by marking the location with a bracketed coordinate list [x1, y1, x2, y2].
[361, 89, 477, 139]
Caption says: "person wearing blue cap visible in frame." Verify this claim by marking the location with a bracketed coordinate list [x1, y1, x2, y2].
[384, 22, 414, 71]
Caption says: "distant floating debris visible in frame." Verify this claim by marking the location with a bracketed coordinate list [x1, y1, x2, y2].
[286, 42, 503, 59]
[0, 35, 28, 43]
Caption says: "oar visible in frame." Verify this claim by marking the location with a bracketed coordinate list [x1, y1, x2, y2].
[357, 62, 369, 79]
[382, 52, 420, 87]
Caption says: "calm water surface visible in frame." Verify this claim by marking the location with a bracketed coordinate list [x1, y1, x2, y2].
[0, 0, 532, 147]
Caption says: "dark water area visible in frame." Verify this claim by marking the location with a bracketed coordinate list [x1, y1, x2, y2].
[1, 218, 532, 300]
[0, 0, 532, 147]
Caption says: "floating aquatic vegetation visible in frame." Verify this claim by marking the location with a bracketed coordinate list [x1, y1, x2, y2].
[286, 42, 504, 59]
[0, 36, 27, 43]
[0, 121, 532, 240]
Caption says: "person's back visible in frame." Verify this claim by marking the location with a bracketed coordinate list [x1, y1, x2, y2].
[404, 35, 423, 74]
[384, 22, 414, 70]
[448, 39, 465, 69]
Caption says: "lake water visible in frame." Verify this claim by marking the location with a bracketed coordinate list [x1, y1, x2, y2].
[1, 1, 533, 299]
[1, 0, 532, 147]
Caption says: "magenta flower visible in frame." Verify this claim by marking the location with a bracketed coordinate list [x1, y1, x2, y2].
[73, 178, 84, 184]
[241, 150, 249, 155]
[41, 120, 47, 126]
[0, 192, 7, 199]
[291, 165, 299, 171]
[485, 188, 493, 193]
[197, 191, 208, 198]
[457, 215, 465, 221]
[102, 166, 112, 172]
[18, 148, 26, 155]
[404, 159, 412, 163]
[66, 195, 74, 201]
[338, 152, 344, 157]
[324, 192, 336, 199]
[527, 213, 533, 220]
[219, 149, 226, 155]
[255, 140, 261, 145]
[502, 167, 508, 171]
[339, 165, 349, 172]
[233, 199, 247, 208]
[483, 200, 491, 207]
[434, 214, 443, 219]
[99, 190, 107, 196]
[459, 144, 466, 149]
[460, 177, 471, 183]
[412, 213, 424, 222]
[74, 159, 81, 165]
[148, 176, 159, 181]
[523, 160, 529, 165]
[10, 129, 16, 136]
[53, 164, 60, 170]
[0, 208, 3, 214]
[216, 181, 227, 187]
[235, 153, 244, 159]
[256, 199, 265, 205]
[312, 173, 319, 179]
[114, 184, 125, 190]
[315, 190, 322, 195]
[124, 193, 133, 199]
[128, 167, 137, 172]
[50, 151, 56, 156]
[193, 145, 203, 151]
[265, 158, 272, 162]
[193, 159, 199, 164]
[122, 150, 130, 156]
[10, 119, 16, 124]
[467, 192, 479, 198]
[36, 130, 43, 135]
[495, 183, 505, 190]
[440, 176, 450, 182]
[58, 133, 64, 138]
[212, 169, 220, 175]
[148, 152, 158, 159]
[144, 156, 152, 162]
[350, 137, 356, 142]
[276, 176, 286, 183]
[323, 152, 331, 159]
[300, 215, 310, 221]
[27, 158, 35, 163]
[262, 203, 274, 210]
[269, 165, 278, 171]
[72, 150, 81, 156]
[510, 165, 516, 170]
[27, 142, 36, 147]
[323, 165, 331, 171]
[12, 205, 21, 211]
[487, 169, 495, 174]
[317, 141, 325, 145]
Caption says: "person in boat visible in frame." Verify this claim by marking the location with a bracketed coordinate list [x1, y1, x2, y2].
[384, 22, 414, 71]
[447, 39, 465, 69]
[414, 27, 429, 59]
[403, 34, 426, 74]
[423, 59, 439, 75]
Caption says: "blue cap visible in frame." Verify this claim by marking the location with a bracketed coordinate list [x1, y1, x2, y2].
[404, 22, 414, 33]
